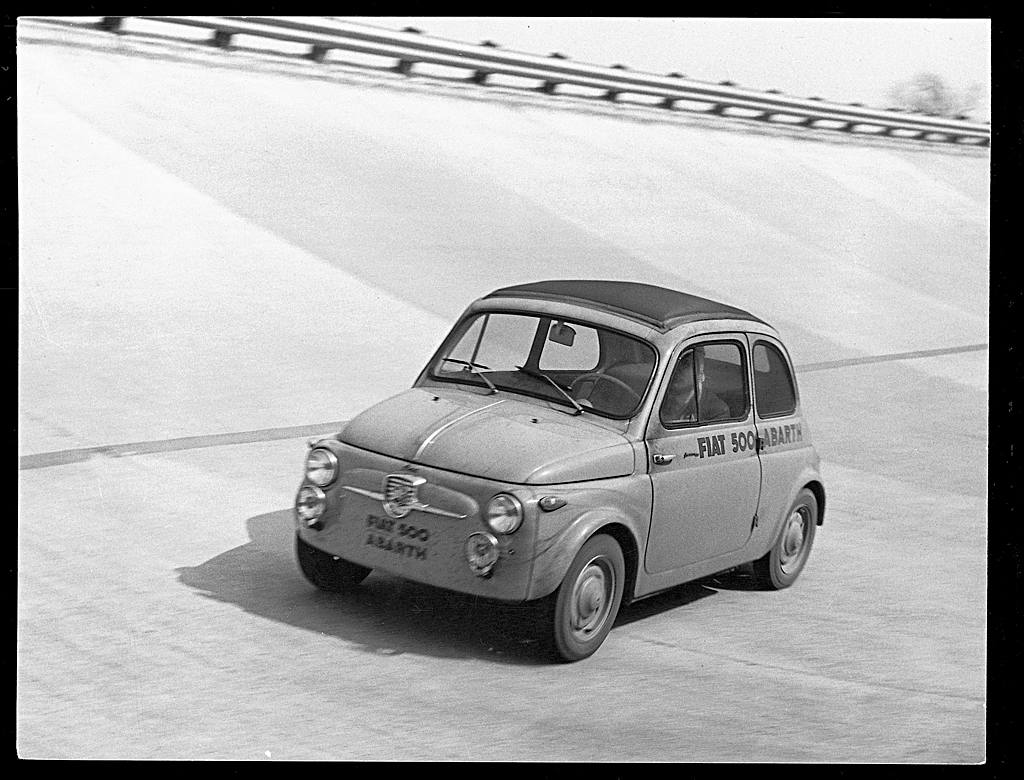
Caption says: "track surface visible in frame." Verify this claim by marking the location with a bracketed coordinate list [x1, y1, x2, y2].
[18, 25, 988, 761]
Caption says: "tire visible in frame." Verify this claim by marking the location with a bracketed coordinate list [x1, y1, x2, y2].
[296, 534, 371, 592]
[752, 488, 817, 590]
[550, 534, 625, 662]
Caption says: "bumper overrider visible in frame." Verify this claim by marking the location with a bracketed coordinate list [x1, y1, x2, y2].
[295, 441, 539, 601]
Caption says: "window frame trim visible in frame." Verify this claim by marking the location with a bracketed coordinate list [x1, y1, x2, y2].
[656, 336, 752, 431]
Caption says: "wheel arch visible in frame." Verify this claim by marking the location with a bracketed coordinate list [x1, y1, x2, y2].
[594, 522, 640, 605]
[527, 512, 643, 602]
[804, 480, 826, 525]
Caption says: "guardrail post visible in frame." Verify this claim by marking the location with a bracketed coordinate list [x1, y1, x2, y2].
[211, 29, 233, 48]
[661, 74, 686, 109]
[395, 59, 415, 75]
[97, 17, 123, 32]
[474, 40, 499, 82]
[605, 65, 628, 100]
[539, 53, 568, 94]
[308, 44, 328, 63]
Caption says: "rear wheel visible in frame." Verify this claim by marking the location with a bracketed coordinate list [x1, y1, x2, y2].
[550, 534, 625, 662]
[296, 534, 371, 592]
[752, 489, 817, 590]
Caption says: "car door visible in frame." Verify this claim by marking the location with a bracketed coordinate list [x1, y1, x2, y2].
[644, 335, 762, 574]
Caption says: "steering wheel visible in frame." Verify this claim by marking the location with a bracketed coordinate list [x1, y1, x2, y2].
[569, 372, 642, 405]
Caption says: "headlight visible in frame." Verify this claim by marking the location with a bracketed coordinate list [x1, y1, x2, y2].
[296, 485, 327, 528]
[305, 448, 338, 487]
[485, 493, 523, 535]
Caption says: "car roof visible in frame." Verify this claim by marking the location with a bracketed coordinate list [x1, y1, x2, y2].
[484, 280, 767, 332]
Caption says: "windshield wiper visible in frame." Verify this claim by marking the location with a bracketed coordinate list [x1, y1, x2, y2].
[516, 366, 584, 415]
[440, 357, 498, 394]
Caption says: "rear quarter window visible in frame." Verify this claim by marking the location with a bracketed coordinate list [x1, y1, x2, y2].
[752, 341, 797, 417]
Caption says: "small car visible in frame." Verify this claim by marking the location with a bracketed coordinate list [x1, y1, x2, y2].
[294, 280, 825, 661]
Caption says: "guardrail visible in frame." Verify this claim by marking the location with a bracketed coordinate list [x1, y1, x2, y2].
[65, 16, 991, 147]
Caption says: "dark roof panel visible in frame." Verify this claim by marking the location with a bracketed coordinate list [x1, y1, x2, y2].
[484, 280, 765, 330]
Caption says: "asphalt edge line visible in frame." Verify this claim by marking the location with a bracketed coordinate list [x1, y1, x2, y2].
[797, 342, 988, 373]
[19, 422, 348, 471]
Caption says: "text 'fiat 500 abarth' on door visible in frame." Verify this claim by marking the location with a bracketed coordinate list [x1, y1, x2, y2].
[294, 280, 825, 661]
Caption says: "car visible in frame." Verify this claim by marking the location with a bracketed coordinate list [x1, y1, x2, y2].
[294, 280, 825, 661]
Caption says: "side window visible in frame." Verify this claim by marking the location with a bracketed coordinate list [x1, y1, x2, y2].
[660, 350, 696, 426]
[660, 341, 748, 427]
[703, 343, 749, 419]
[753, 341, 797, 417]
[539, 321, 601, 371]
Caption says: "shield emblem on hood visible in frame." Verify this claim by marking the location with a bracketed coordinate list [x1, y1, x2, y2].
[382, 474, 426, 519]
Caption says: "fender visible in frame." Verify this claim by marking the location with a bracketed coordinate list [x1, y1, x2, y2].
[526, 506, 646, 601]
[761, 464, 826, 550]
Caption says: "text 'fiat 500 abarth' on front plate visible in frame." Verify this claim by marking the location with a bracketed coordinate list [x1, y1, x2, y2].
[294, 280, 825, 662]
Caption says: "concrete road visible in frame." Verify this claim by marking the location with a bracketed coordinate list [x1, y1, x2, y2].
[17, 22, 988, 761]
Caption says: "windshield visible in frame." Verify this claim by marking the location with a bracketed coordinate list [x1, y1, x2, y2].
[428, 312, 658, 418]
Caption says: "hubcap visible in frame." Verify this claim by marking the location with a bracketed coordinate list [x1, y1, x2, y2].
[779, 507, 809, 573]
[569, 558, 614, 640]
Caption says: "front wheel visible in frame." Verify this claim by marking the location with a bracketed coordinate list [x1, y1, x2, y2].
[296, 534, 371, 592]
[550, 534, 625, 662]
[752, 489, 818, 590]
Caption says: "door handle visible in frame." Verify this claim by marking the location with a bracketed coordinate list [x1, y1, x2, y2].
[652, 453, 675, 465]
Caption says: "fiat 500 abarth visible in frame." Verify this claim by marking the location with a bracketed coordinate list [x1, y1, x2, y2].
[294, 280, 824, 661]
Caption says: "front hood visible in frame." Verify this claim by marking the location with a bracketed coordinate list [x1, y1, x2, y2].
[338, 387, 636, 485]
